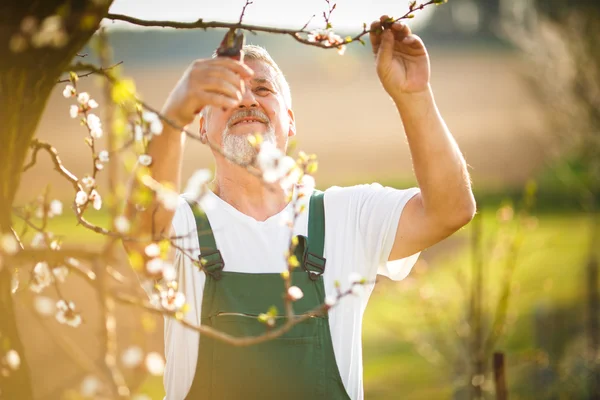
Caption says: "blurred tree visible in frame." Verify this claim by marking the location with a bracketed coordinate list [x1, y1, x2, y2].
[501, 0, 600, 398]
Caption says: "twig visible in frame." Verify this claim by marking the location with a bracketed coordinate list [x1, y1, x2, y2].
[23, 139, 82, 192]
[238, 0, 253, 25]
[56, 61, 123, 84]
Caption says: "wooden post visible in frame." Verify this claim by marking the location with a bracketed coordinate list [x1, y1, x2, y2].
[493, 352, 508, 400]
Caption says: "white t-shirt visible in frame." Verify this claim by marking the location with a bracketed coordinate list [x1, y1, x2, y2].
[164, 183, 421, 400]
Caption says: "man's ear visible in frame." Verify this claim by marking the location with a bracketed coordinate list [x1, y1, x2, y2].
[287, 108, 296, 138]
[199, 109, 208, 144]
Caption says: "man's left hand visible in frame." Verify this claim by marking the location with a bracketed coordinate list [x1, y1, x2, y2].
[370, 15, 430, 99]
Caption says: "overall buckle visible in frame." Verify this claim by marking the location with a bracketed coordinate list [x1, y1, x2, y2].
[199, 249, 225, 280]
[303, 251, 326, 281]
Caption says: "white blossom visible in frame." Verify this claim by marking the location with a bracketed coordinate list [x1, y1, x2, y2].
[157, 188, 179, 211]
[80, 375, 101, 397]
[162, 263, 176, 281]
[56, 299, 82, 327]
[75, 190, 88, 206]
[287, 286, 304, 301]
[150, 119, 163, 135]
[70, 105, 79, 118]
[34, 296, 56, 316]
[121, 346, 143, 368]
[30, 262, 52, 293]
[98, 150, 109, 163]
[4, 350, 20, 370]
[144, 243, 160, 258]
[31, 232, 46, 248]
[77, 92, 90, 105]
[89, 190, 102, 210]
[325, 294, 337, 307]
[81, 176, 95, 188]
[138, 154, 152, 166]
[86, 113, 102, 139]
[279, 167, 301, 191]
[351, 284, 364, 297]
[146, 258, 164, 275]
[52, 265, 69, 282]
[160, 286, 185, 311]
[184, 169, 212, 199]
[49, 199, 63, 217]
[1, 234, 19, 255]
[95, 160, 104, 171]
[114, 216, 130, 233]
[88, 99, 99, 109]
[62, 84, 75, 98]
[134, 125, 144, 141]
[257, 142, 296, 183]
[145, 352, 165, 376]
[142, 111, 159, 124]
[50, 239, 61, 250]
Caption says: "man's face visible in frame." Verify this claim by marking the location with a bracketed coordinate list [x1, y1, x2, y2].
[200, 59, 295, 165]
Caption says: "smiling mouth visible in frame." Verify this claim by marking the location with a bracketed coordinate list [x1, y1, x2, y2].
[231, 119, 265, 126]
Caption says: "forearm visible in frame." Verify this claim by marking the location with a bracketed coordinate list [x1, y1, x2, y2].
[394, 85, 475, 223]
[125, 123, 185, 242]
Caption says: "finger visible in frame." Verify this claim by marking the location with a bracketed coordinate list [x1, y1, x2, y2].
[402, 34, 427, 54]
[206, 57, 254, 78]
[376, 29, 394, 69]
[202, 67, 245, 92]
[199, 77, 242, 101]
[369, 20, 383, 54]
[197, 92, 239, 109]
[390, 21, 412, 38]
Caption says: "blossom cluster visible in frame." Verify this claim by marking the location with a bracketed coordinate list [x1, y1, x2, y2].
[306, 29, 347, 55]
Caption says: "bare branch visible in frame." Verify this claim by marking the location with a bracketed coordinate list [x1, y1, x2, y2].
[57, 61, 123, 84]
[238, 0, 254, 25]
[23, 139, 82, 192]
[105, 1, 439, 50]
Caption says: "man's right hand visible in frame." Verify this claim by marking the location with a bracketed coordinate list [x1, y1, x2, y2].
[161, 58, 255, 128]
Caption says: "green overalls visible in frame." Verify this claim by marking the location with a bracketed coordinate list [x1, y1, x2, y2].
[184, 191, 351, 399]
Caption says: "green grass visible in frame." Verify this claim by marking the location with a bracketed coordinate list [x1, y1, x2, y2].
[362, 208, 592, 399]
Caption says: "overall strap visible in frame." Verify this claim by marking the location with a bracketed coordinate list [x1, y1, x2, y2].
[304, 189, 326, 280]
[187, 200, 225, 280]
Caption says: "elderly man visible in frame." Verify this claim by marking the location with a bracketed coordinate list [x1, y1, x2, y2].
[127, 15, 475, 400]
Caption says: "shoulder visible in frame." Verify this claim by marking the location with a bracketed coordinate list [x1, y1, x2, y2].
[324, 183, 419, 204]
[171, 194, 197, 238]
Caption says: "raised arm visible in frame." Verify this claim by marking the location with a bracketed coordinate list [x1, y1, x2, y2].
[370, 16, 476, 261]
[124, 58, 253, 250]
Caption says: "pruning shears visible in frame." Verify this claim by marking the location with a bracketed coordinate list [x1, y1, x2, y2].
[216, 28, 245, 61]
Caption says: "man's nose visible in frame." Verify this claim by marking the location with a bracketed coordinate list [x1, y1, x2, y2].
[238, 85, 258, 108]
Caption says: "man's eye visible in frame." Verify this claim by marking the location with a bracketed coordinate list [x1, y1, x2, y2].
[256, 87, 271, 93]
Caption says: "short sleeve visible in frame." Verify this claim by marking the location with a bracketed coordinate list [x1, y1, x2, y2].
[324, 183, 421, 282]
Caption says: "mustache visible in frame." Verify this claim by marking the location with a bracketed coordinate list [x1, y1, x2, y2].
[227, 108, 269, 127]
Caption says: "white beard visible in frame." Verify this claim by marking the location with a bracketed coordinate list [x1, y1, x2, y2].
[222, 125, 276, 166]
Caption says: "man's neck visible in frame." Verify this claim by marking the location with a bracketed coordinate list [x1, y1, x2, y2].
[211, 165, 291, 222]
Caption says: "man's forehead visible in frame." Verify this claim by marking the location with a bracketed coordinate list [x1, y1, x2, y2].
[246, 59, 277, 82]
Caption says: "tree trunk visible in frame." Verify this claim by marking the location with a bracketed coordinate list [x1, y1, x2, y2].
[0, 1, 112, 397]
